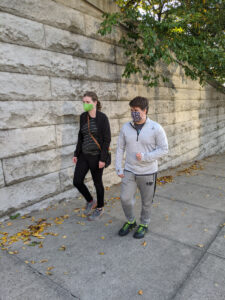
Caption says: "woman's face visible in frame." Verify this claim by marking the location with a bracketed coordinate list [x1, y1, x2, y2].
[83, 96, 96, 108]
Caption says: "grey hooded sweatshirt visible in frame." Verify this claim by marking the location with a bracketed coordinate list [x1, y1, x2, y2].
[116, 118, 168, 175]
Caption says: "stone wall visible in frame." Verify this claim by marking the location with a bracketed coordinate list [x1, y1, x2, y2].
[0, 0, 225, 217]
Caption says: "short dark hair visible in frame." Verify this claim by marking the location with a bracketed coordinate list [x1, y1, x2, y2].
[129, 96, 149, 113]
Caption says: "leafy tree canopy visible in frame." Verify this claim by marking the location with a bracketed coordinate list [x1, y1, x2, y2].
[99, 0, 225, 92]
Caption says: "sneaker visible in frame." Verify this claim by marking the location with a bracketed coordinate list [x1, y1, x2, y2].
[88, 208, 104, 221]
[84, 199, 97, 216]
[133, 224, 148, 239]
[118, 220, 137, 236]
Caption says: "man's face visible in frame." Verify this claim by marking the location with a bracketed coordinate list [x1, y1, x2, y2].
[130, 106, 147, 119]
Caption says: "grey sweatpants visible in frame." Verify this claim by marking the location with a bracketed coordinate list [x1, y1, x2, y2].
[120, 170, 157, 225]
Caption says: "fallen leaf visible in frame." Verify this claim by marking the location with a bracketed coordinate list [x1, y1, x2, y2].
[138, 290, 143, 295]
[7, 223, 12, 226]
[197, 244, 204, 248]
[101, 236, 105, 240]
[10, 213, 20, 220]
[142, 241, 147, 247]
[24, 260, 29, 264]
[99, 252, 105, 255]
[30, 261, 36, 264]
[46, 271, 53, 276]
[62, 235, 67, 239]
[204, 229, 208, 232]
[58, 245, 66, 251]
[108, 220, 112, 224]
[40, 259, 48, 263]
[47, 266, 54, 271]
[73, 208, 80, 213]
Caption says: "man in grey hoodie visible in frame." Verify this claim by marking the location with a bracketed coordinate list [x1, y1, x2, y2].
[116, 96, 168, 238]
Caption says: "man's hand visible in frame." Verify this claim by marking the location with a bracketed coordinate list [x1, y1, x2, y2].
[99, 161, 105, 169]
[73, 157, 77, 164]
[118, 174, 124, 178]
[136, 152, 142, 161]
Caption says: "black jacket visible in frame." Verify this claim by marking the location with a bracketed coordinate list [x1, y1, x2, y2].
[74, 111, 111, 162]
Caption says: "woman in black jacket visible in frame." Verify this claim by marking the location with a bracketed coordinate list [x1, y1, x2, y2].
[73, 91, 111, 220]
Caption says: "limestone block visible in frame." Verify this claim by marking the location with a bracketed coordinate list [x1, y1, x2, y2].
[51, 78, 117, 101]
[0, 42, 87, 78]
[115, 46, 127, 65]
[0, 72, 51, 101]
[201, 89, 224, 101]
[109, 118, 120, 137]
[0, 12, 45, 48]
[2, 145, 74, 185]
[84, 14, 122, 43]
[0, 0, 85, 34]
[87, 60, 117, 81]
[0, 172, 60, 214]
[117, 83, 139, 101]
[54, 0, 103, 18]
[16, 188, 78, 216]
[59, 166, 74, 191]
[103, 170, 121, 187]
[0, 126, 56, 159]
[45, 25, 115, 62]
[0, 161, 5, 188]
[117, 65, 144, 85]
[139, 85, 201, 101]
[102, 100, 130, 119]
[56, 124, 79, 147]
[0, 101, 83, 129]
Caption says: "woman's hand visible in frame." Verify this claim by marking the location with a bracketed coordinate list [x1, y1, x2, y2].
[73, 157, 78, 164]
[99, 161, 105, 169]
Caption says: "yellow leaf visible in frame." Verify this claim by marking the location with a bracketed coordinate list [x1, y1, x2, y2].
[47, 266, 54, 271]
[7, 222, 12, 226]
[197, 244, 204, 248]
[62, 235, 67, 239]
[204, 229, 208, 232]
[99, 252, 105, 255]
[101, 236, 105, 240]
[25, 260, 29, 264]
[8, 251, 14, 254]
[138, 290, 143, 295]
[73, 208, 80, 213]
[30, 261, 36, 264]
[59, 245, 66, 251]
[142, 241, 147, 247]
[104, 223, 109, 226]
[40, 259, 48, 263]
[46, 271, 53, 276]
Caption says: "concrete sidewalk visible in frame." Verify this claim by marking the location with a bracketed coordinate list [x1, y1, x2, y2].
[0, 153, 225, 300]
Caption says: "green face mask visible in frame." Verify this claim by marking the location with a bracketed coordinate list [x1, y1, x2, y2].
[83, 103, 94, 112]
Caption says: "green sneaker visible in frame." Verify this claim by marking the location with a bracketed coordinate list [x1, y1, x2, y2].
[133, 224, 148, 239]
[118, 220, 137, 236]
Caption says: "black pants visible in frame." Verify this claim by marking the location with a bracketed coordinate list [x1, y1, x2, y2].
[73, 153, 104, 208]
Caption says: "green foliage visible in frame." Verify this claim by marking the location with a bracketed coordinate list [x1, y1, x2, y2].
[99, 0, 225, 90]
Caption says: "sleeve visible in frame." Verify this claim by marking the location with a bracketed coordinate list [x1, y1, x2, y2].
[74, 115, 83, 157]
[100, 115, 111, 162]
[140, 125, 168, 162]
[115, 126, 126, 175]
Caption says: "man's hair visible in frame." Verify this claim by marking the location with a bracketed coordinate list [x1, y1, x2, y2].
[129, 96, 149, 113]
